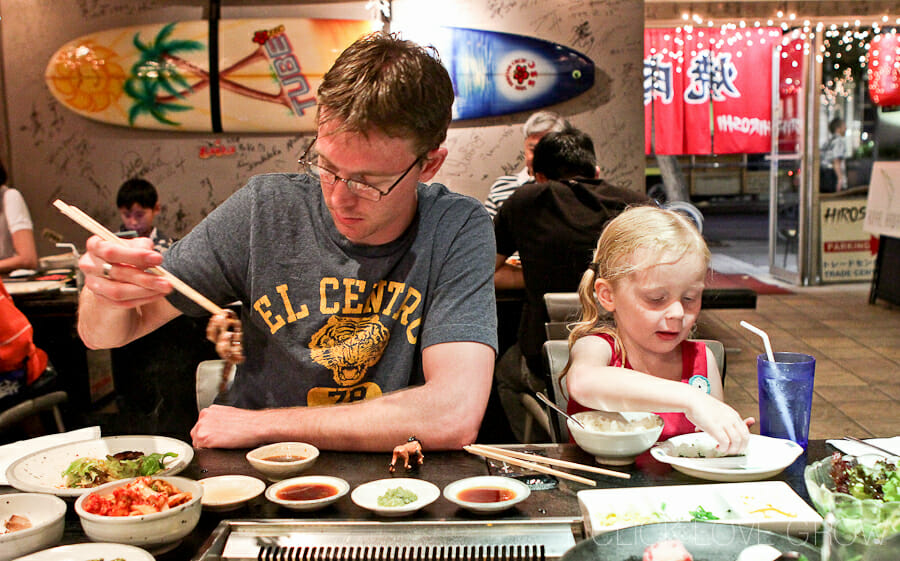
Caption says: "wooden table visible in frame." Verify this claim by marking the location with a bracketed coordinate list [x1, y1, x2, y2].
[5, 440, 832, 560]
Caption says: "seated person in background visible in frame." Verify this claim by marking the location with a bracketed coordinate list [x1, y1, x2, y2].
[483, 110, 568, 219]
[0, 161, 38, 274]
[493, 127, 651, 442]
[116, 178, 173, 252]
[564, 206, 753, 454]
[76, 32, 497, 451]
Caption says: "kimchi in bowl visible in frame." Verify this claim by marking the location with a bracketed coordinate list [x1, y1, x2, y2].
[73, 475, 202, 551]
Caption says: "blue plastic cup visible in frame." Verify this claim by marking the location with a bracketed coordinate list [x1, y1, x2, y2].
[757, 352, 815, 448]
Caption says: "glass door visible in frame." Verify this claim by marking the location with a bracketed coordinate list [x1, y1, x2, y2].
[769, 33, 808, 284]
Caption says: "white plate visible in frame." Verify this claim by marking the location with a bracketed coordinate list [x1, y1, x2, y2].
[199, 475, 266, 512]
[12, 542, 155, 561]
[5, 435, 193, 497]
[266, 475, 349, 511]
[577, 481, 823, 537]
[350, 478, 440, 517]
[442, 476, 530, 513]
[650, 433, 803, 482]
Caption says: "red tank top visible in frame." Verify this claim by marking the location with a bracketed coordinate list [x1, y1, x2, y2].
[566, 334, 710, 441]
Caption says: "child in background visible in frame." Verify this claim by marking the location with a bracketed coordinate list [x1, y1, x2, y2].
[116, 178, 173, 252]
[563, 206, 753, 455]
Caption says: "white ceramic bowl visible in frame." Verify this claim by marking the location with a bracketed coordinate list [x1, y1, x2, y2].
[442, 476, 531, 514]
[568, 411, 664, 465]
[265, 475, 350, 512]
[198, 475, 266, 512]
[0, 493, 67, 561]
[74, 476, 202, 552]
[13, 543, 155, 561]
[246, 442, 319, 481]
[350, 478, 440, 517]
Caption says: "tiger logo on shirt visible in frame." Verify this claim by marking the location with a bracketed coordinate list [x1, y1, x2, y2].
[307, 315, 390, 405]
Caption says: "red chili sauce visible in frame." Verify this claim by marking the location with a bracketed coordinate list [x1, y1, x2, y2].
[457, 486, 516, 503]
[262, 454, 307, 462]
[276, 483, 338, 501]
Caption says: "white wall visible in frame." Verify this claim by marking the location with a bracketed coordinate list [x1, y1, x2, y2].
[0, 0, 643, 255]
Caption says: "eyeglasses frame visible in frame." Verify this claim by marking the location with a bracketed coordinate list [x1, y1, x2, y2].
[298, 137, 423, 202]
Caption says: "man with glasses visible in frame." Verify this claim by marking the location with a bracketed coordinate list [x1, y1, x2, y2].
[76, 32, 498, 451]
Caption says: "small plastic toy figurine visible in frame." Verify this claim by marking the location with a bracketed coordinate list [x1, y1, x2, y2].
[389, 437, 424, 473]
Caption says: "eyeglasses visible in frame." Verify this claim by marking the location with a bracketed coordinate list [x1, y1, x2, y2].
[298, 137, 422, 202]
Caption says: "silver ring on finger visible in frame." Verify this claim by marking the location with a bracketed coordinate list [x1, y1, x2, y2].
[102, 262, 113, 279]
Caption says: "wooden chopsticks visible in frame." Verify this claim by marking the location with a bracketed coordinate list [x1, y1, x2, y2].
[465, 444, 631, 487]
[53, 199, 225, 316]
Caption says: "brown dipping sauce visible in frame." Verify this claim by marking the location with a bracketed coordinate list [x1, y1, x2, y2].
[457, 486, 516, 503]
[276, 483, 338, 501]
[262, 454, 307, 462]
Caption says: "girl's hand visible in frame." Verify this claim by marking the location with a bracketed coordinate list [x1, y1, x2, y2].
[685, 396, 752, 455]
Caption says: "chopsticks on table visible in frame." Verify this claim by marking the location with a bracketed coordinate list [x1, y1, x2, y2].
[843, 436, 898, 457]
[464, 444, 630, 487]
[53, 199, 225, 316]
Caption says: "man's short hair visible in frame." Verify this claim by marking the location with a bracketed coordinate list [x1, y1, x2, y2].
[316, 32, 454, 157]
[828, 117, 845, 134]
[531, 127, 597, 181]
[523, 111, 567, 137]
[117, 178, 159, 209]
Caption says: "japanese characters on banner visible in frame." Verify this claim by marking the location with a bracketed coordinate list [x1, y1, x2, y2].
[645, 27, 782, 155]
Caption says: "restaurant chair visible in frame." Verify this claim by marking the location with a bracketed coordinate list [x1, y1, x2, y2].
[0, 366, 68, 435]
[195, 359, 233, 411]
[544, 321, 570, 341]
[543, 292, 581, 323]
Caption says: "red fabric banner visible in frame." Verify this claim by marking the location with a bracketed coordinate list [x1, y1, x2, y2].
[644, 27, 781, 155]
[644, 29, 684, 154]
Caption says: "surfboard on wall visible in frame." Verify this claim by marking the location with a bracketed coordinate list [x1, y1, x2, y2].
[44, 19, 595, 132]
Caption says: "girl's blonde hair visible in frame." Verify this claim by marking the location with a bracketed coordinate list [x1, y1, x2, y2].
[561, 205, 710, 379]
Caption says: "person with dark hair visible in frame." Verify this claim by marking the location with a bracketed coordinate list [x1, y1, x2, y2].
[116, 178, 172, 252]
[820, 117, 847, 193]
[484, 111, 568, 219]
[493, 127, 651, 442]
[0, 161, 38, 274]
[76, 32, 497, 451]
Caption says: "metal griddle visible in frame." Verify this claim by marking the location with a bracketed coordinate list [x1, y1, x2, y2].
[193, 517, 583, 561]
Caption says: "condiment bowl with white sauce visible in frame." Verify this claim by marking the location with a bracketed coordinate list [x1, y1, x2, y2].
[568, 411, 664, 465]
[265, 475, 349, 512]
[246, 442, 319, 481]
[198, 475, 266, 512]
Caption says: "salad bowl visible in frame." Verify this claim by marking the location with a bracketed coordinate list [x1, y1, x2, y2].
[804, 453, 900, 541]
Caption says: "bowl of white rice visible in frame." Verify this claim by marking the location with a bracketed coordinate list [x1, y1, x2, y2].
[568, 411, 664, 465]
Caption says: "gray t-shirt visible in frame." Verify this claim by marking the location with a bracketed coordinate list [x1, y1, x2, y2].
[163, 173, 497, 409]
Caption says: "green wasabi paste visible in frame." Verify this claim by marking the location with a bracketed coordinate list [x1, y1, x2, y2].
[377, 486, 418, 507]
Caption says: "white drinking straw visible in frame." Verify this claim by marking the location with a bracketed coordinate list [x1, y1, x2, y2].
[740, 321, 775, 362]
[739, 321, 795, 441]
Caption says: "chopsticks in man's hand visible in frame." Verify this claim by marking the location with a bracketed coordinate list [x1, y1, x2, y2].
[53, 199, 225, 316]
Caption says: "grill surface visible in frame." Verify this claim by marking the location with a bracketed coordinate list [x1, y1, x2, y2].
[195, 518, 582, 561]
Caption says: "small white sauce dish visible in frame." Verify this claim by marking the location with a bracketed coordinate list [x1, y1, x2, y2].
[246, 442, 319, 481]
[443, 475, 531, 514]
[0, 493, 67, 561]
[265, 475, 349, 512]
[198, 475, 265, 512]
[350, 478, 440, 517]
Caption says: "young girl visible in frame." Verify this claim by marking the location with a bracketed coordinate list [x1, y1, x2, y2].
[563, 206, 752, 456]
